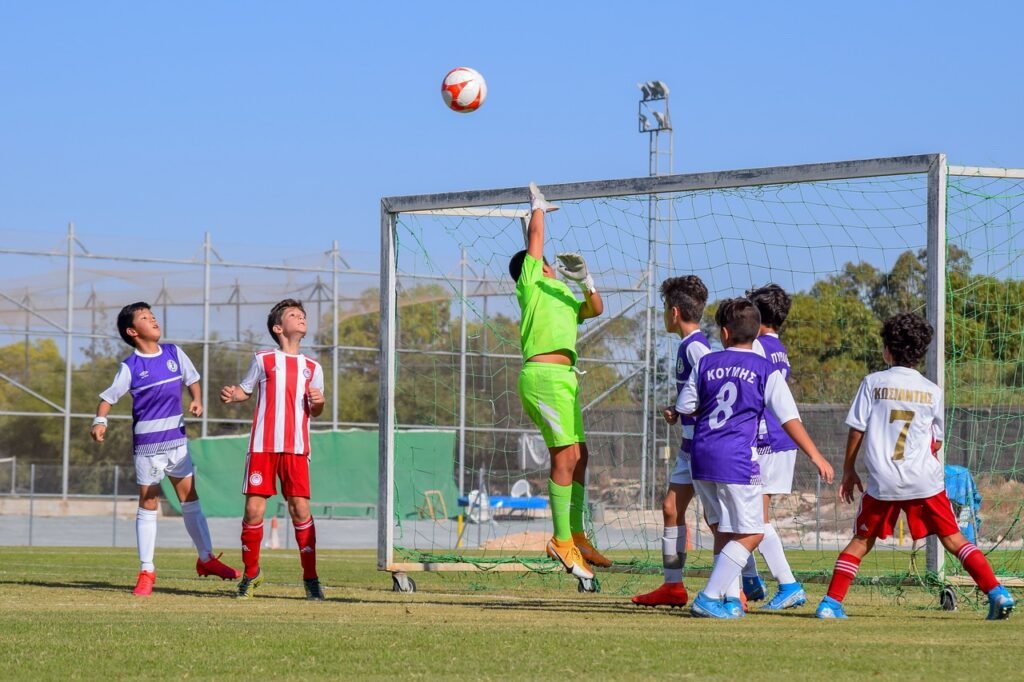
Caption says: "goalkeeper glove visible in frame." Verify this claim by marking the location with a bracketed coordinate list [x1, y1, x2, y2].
[556, 252, 596, 294]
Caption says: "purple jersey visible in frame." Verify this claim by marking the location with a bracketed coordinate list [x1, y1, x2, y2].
[675, 330, 711, 454]
[689, 349, 773, 485]
[755, 334, 798, 453]
[100, 344, 198, 456]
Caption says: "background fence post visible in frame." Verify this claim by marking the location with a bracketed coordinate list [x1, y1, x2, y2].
[113, 464, 119, 548]
[29, 463, 35, 547]
[815, 475, 822, 552]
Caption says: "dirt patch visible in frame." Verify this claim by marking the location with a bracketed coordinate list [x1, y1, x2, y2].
[481, 531, 549, 551]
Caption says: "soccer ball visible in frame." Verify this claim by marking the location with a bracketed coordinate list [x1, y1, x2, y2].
[441, 67, 487, 113]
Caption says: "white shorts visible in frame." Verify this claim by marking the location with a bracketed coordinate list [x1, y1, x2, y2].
[669, 448, 693, 485]
[693, 479, 764, 534]
[135, 444, 194, 486]
[759, 449, 797, 495]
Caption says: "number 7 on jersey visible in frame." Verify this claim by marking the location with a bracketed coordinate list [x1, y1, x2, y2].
[888, 409, 915, 460]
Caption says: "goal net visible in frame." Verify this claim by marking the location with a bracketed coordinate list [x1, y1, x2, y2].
[377, 155, 1024, 595]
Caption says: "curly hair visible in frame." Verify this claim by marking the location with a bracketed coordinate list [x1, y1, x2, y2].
[746, 283, 791, 330]
[267, 298, 306, 345]
[881, 312, 933, 367]
[660, 275, 709, 323]
[714, 297, 761, 345]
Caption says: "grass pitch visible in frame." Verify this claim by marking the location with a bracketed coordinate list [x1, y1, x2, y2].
[0, 547, 1019, 680]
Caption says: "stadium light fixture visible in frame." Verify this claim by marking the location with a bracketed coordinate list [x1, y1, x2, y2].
[639, 82, 652, 100]
[639, 113, 650, 131]
[653, 111, 669, 129]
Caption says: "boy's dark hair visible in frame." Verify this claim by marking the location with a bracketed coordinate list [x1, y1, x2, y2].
[508, 250, 550, 283]
[714, 297, 761, 344]
[660, 275, 709, 324]
[881, 312, 933, 367]
[117, 302, 151, 348]
[267, 299, 306, 345]
[746, 283, 791, 330]
[508, 250, 528, 283]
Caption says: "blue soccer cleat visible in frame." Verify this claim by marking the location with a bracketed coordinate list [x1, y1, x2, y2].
[815, 596, 848, 619]
[986, 585, 1015, 620]
[743, 576, 767, 602]
[692, 592, 740, 619]
[724, 596, 746, 618]
[763, 582, 808, 610]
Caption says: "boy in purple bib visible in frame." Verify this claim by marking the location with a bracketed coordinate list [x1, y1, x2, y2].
[92, 302, 239, 596]
[676, 298, 833, 619]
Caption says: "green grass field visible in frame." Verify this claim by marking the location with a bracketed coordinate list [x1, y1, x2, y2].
[0, 547, 1019, 680]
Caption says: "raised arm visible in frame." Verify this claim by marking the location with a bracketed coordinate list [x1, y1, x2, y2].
[526, 181, 556, 260]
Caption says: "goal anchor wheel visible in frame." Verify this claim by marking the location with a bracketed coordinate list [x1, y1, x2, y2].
[940, 585, 957, 611]
[392, 572, 417, 593]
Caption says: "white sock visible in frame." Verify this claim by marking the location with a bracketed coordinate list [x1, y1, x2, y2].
[727, 574, 742, 600]
[662, 526, 686, 583]
[181, 499, 214, 561]
[704, 542, 751, 599]
[741, 552, 760, 579]
[758, 522, 796, 585]
[136, 507, 158, 572]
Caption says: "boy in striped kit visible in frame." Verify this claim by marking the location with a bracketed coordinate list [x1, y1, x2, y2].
[817, 312, 1014, 620]
[92, 302, 239, 596]
[221, 299, 326, 600]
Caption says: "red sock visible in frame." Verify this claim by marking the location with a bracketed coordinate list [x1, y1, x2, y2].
[294, 517, 318, 580]
[827, 552, 862, 602]
[956, 543, 999, 593]
[241, 521, 263, 579]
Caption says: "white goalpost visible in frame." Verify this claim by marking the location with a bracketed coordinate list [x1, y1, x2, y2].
[377, 153, 1024, 601]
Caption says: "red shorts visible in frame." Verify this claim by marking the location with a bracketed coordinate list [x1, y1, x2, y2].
[854, 491, 960, 540]
[242, 452, 311, 498]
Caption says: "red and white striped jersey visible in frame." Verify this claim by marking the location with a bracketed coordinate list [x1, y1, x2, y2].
[240, 349, 324, 455]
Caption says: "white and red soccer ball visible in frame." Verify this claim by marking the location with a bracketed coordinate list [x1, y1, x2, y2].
[441, 67, 487, 113]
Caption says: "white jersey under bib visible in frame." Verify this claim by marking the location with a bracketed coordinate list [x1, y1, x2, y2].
[845, 366, 944, 501]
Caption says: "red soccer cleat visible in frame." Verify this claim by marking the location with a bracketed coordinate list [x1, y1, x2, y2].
[133, 570, 156, 597]
[196, 553, 241, 580]
[741, 590, 749, 612]
[631, 582, 689, 607]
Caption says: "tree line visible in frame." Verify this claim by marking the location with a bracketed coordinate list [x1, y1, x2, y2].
[0, 247, 1020, 470]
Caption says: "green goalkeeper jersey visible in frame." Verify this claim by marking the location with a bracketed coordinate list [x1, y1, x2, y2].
[515, 254, 582, 364]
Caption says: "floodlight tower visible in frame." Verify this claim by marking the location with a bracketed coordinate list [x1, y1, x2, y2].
[638, 81, 675, 509]
[638, 80, 673, 177]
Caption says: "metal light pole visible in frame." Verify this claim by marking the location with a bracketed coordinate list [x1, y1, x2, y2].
[638, 81, 673, 509]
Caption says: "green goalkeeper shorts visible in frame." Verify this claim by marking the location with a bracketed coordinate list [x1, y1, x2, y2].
[518, 361, 585, 448]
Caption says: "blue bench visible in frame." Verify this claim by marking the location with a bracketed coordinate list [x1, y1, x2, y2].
[457, 495, 549, 510]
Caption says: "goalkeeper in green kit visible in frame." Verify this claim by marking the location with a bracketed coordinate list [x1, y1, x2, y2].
[508, 182, 609, 590]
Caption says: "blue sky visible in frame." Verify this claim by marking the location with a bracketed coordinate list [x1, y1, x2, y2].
[2, 1, 1022, 269]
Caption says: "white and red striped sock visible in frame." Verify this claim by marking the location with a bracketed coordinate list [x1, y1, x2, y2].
[826, 552, 861, 602]
[956, 542, 999, 593]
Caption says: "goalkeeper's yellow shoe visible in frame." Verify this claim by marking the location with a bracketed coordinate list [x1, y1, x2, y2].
[572, 532, 612, 568]
[546, 537, 594, 580]
[236, 570, 264, 600]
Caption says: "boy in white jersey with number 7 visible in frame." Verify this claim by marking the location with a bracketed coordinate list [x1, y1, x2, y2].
[817, 312, 1014, 620]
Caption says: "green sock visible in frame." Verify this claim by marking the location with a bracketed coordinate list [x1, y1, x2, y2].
[570, 481, 586, 534]
[548, 479, 572, 541]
